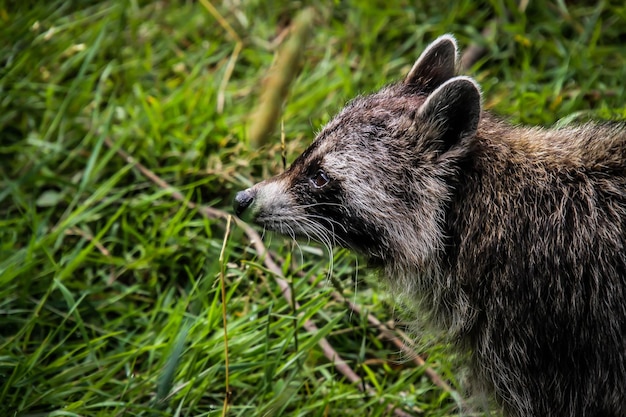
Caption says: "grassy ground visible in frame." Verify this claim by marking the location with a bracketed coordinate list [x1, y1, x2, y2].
[2, 1, 626, 416]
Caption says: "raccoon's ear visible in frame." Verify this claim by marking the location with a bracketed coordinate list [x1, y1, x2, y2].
[417, 76, 481, 148]
[405, 34, 458, 92]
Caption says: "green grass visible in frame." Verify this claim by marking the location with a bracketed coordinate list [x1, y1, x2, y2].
[2, 1, 626, 416]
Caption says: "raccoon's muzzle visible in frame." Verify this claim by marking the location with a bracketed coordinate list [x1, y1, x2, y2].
[233, 188, 256, 216]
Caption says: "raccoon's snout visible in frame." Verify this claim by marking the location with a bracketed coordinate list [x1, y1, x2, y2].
[233, 188, 256, 217]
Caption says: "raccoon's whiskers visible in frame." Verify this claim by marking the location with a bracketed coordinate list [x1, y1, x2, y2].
[297, 215, 336, 275]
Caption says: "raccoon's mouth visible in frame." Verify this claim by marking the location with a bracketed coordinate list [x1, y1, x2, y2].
[255, 214, 320, 237]
[254, 214, 300, 235]
[255, 212, 353, 249]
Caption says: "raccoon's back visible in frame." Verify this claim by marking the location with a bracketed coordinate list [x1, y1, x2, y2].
[452, 117, 626, 316]
[478, 115, 626, 173]
[446, 118, 626, 416]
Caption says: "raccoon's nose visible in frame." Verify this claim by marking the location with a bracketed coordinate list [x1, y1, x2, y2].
[233, 189, 256, 216]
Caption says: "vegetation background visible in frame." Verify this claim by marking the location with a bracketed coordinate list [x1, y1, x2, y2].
[2, 1, 626, 416]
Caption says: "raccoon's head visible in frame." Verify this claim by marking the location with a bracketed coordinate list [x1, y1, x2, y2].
[234, 35, 481, 269]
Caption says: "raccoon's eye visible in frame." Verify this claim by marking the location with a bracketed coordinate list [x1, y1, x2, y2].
[310, 170, 330, 188]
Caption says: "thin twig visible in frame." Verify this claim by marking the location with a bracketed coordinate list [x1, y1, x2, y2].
[280, 119, 287, 170]
[103, 138, 226, 220]
[64, 227, 119, 284]
[65, 227, 111, 256]
[219, 215, 233, 416]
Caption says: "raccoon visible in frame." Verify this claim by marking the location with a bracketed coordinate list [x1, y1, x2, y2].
[234, 35, 626, 417]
